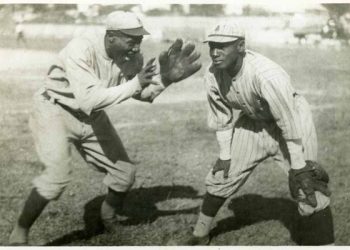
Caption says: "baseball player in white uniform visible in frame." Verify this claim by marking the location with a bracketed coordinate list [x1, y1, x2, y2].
[171, 22, 334, 245]
[9, 11, 201, 245]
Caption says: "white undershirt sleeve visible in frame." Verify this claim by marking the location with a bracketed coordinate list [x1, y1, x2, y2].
[286, 139, 306, 169]
[216, 128, 233, 160]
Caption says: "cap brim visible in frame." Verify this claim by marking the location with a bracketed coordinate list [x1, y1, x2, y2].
[120, 27, 150, 36]
[203, 36, 239, 43]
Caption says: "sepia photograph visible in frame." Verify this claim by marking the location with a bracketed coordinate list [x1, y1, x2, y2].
[0, 0, 349, 246]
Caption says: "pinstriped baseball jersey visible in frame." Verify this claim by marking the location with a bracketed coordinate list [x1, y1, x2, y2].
[205, 49, 321, 207]
[43, 29, 164, 115]
[206, 50, 302, 140]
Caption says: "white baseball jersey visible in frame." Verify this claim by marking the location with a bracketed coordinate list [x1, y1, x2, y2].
[30, 30, 164, 200]
[43, 29, 165, 115]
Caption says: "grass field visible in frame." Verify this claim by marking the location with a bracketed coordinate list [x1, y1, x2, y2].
[0, 37, 350, 246]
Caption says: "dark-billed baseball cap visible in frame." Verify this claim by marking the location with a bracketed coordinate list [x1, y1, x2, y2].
[204, 21, 245, 43]
[106, 11, 150, 36]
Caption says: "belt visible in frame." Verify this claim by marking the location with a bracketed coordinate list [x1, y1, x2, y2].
[41, 90, 92, 120]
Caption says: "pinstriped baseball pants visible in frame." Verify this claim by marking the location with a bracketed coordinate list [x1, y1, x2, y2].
[205, 95, 329, 215]
[29, 91, 136, 200]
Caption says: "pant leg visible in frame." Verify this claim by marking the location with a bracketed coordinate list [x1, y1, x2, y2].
[77, 111, 136, 192]
[205, 114, 272, 198]
[30, 92, 73, 200]
[272, 95, 329, 216]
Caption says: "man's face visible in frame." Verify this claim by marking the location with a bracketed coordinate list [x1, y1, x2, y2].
[208, 40, 241, 70]
[105, 30, 143, 61]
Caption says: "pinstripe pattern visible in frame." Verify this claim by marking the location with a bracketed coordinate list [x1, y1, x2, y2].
[207, 50, 301, 140]
[205, 50, 317, 199]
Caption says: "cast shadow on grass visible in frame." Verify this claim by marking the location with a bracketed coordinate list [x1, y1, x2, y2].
[210, 194, 302, 244]
[46, 185, 200, 246]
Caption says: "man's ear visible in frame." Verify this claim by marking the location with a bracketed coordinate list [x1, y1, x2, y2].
[108, 35, 116, 43]
[237, 39, 245, 53]
[106, 32, 117, 43]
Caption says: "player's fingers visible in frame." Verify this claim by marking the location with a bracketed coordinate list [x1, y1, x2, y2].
[149, 80, 159, 85]
[145, 65, 157, 73]
[144, 71, 158, 78]
[145, 57, 156, 67]
[314, 169, 329, 183]
[186, 51, 201, 64]
[290, 186, 300, 200]
[158, 51, 169, 68]
[312, 181, 331, 197]
[182, 63, 202, 79]
[168, 38, 183, 55]
[301, 185, 317, 207]
[305, 193, 318, 207]
[180, 42, 196, 57]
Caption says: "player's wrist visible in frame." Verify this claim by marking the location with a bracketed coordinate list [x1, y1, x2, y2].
[216, 129, 233, 161]
[290, 161, 307, 170]
[286, 139, 306, 170]
[218, 154, 231, 161]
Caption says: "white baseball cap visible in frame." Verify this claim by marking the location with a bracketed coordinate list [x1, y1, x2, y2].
[106, 11, 150, 36]
[204, 21, 245, 43]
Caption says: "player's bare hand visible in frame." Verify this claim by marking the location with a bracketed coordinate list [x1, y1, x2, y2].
[159, 38, 202, 86]
[212, 159, 231, 179]
[137, 57, 158, 88]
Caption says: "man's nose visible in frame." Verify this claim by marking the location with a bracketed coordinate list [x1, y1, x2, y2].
[211, 48, 219, 56]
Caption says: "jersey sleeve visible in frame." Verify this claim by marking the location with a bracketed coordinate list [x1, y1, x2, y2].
[206, 72, 234, 131]
[260, 72, 302, 140]
[57, 38, 142, 115]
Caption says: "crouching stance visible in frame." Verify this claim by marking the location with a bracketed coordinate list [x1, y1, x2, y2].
[9, 11, 201, 245]
[173, 22, 334, 245]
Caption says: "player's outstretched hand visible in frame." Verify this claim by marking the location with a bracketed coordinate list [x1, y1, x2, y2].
[212, 159, 231, 179]
[159, 38, 202, 86]
[137, 57, 158, 88]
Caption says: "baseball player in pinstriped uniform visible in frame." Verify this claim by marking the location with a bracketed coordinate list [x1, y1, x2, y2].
[9, 11, 201, 245]
[171, 22, 334, 245]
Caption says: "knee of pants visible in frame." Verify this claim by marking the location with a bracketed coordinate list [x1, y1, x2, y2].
[298, 191, 330, 216]
[205, 169, 243, 198]
[33, 169, 72, 200]
[103, 161, 136, 192]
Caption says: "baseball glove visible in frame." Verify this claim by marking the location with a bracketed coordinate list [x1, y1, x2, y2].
[212, 159, 231, 179]
[289, 160, 331, 207]
[159, 39, 202, 86]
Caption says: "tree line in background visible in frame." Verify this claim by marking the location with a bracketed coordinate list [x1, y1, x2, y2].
[0, 3, 349, 28]
[4, 3, 343, 22]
